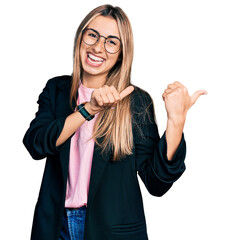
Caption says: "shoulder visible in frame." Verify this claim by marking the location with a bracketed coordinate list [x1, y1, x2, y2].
[130, 85, 156, 124]
[131, 85, 153, 107]
[37, 75, 72, 105]
[130, 85, 154, 114]
[45, 75, 72, 90]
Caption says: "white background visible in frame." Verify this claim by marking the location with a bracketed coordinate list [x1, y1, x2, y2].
[1, 0, 230, 239]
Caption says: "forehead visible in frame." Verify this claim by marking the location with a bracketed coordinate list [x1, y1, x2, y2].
[87, 15, 120, 38]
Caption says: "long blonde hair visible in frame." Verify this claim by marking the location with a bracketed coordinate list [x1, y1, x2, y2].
[70, 5, 134, 161]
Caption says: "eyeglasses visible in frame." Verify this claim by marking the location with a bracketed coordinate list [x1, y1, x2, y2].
[82, 28, 121, 54]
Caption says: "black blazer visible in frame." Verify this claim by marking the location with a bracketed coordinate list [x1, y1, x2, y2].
[23, 75, 186, 240]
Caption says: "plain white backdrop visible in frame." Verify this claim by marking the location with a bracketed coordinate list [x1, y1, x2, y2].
[1, 0, 230, 239]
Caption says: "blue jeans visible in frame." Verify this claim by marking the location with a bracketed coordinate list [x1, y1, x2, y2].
[59, 206, 87, 240]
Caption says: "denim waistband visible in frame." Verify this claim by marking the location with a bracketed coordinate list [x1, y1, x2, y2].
[66, 205, 87, 216]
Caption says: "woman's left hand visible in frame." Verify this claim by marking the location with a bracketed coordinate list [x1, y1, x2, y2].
[162, 81, 207, 123]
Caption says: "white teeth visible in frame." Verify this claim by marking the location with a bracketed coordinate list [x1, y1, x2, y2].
[88, 53, 104, 62]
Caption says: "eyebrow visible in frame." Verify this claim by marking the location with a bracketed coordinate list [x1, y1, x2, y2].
[88, 28, 120, 40]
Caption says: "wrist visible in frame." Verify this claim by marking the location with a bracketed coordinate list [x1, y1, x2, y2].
[167, 117, 185, 132]
[76, 102, 95, 121]
[167, 112, 186, 125]
[84, 102, 98, 115]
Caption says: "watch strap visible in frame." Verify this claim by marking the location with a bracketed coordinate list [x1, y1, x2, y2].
[77, 102, 95, 121]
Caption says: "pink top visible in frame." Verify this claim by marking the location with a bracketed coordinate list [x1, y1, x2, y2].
[65, 81, 98, 208]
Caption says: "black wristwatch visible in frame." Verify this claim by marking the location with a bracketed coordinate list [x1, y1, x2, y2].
[77, 102, 95, 121]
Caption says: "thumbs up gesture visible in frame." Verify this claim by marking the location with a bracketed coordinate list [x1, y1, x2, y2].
[85, 85, 134, 115]
[162, 81, 207, 122]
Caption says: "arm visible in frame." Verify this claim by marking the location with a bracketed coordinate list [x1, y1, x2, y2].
[56, 107, 89, 146]
[165, 119, 185, 160]
[23, 81, 96, 159]
[135, 124, 186, 197]
[23, 80, 134, 159]
[23, 79, 75, 160]
[56, 85, 134, 145]
[133, 89, 186, 197]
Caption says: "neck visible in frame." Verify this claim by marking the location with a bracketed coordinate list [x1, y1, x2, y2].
[82, 72, 107, 89]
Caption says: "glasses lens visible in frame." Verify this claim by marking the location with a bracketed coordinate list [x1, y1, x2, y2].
[83, 29, 98, 45]
[105, 37, 121, 54]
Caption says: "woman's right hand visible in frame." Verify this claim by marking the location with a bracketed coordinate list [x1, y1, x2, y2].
[85, 85, 134, 115]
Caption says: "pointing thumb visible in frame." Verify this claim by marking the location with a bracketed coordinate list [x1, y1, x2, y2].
[190, 90, 208, 106]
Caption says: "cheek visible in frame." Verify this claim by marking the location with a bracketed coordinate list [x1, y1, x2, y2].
[108, 55, 119, 66]
[79, 46, 89, 66]
[79, 47, 83, 61]
[80, 44, 88, 57]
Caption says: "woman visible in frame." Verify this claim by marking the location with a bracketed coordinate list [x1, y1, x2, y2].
[23, 4, 207, 240]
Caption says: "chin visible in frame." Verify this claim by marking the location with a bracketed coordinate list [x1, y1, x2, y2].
[84, 66, 104, 75]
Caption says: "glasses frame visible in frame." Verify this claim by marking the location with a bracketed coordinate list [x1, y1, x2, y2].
[82, 28, 121, 54]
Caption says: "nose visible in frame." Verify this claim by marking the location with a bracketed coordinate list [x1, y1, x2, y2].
[93, 37, 105, 53]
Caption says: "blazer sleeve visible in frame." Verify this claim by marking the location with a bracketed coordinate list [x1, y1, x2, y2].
[132, 88, 186, 196]
[23, 79, 68, 160]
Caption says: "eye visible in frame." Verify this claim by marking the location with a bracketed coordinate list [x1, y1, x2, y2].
[88, 33, 97, 38]
[107, 38, 117, 46]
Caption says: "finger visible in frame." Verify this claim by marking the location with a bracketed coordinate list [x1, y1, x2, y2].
[162, 92, 168, 101]
[93, 90, 104, 107]
[110, 86, 121, 103]
[190, 90, 208, 106]
[120, 86, 134, 100]
[99, 85, 111, 106]
[167, 83, 177, 90]
[98, 88, 110, 106]
[101, 86, 117, 106]
[162, 88, 178, 101]
[105, 86, 121, 106]
[174, 81, 184, 87]
[164, 88, 173, 94]
[100, 92, 110, 106]
[106, 91, 116, 104]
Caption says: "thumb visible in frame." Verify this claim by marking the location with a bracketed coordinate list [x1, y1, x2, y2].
[190, 90, 208, 106]
[120, 86, 134, 100]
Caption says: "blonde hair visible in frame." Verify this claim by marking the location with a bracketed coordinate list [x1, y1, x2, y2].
[70, 5, 134, 161]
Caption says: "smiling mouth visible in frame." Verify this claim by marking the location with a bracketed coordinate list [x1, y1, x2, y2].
[86, 53, 105, 67]
[88, 53, 104, 62]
